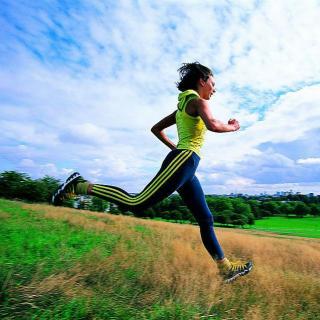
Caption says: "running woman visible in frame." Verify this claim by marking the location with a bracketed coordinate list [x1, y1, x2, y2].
[52, 62, 253, 283]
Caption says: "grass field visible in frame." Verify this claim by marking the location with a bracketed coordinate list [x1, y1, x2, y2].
[247, 216, 320, 238]
[1, 198, 320, 319]
[155, 215, 320, 239]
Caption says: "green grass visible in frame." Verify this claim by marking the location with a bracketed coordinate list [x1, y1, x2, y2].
[0, 200, 119, 282]
[246, 216, 320, 238]
[155, 215, 320, 239]
[1, 199, 320, 320]
[0, 199, 206, 320]
[0, 199, 121, 319]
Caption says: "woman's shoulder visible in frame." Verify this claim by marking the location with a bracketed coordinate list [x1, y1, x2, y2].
[185, 97, 203, 117]
[188, 97, 208, 109]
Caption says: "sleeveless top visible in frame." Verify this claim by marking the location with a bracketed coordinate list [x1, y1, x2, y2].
[176, 89, 207, 157]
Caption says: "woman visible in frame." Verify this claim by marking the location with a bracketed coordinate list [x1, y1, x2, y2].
[52, 62, 253, 283]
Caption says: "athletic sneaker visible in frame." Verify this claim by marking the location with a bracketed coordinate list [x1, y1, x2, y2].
[218, 258, 253, 283]
[51, 172, 86, 206]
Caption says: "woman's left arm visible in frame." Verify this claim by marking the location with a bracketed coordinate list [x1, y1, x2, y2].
[151, 110, 177, 150]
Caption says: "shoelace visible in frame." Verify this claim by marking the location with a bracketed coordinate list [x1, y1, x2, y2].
[230, 261, 247, 272]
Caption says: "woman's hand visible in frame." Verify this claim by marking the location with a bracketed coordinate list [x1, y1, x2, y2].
[228, 118, 240, 131]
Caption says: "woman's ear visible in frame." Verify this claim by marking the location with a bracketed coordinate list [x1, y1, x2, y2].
[199, 78, 206, 87]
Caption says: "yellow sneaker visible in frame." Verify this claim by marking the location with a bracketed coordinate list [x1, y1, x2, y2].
[218, 258, 253, 283]
[52, 172, 84, 206]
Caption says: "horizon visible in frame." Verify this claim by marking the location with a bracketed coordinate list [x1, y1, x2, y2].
[1, 168, 319, 198]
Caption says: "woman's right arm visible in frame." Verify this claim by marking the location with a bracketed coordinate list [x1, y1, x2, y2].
[151, 110, 177, 150]
[196, 99, 240, 133]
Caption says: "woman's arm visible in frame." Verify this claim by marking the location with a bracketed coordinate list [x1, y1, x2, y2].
[196, 99, 240, 133]
[151, 110, 177, 150]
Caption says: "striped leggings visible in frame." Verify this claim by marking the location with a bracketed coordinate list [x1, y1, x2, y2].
[91, 149, 224, 260]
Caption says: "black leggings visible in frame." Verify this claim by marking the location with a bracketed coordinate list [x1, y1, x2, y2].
[91, 149, 224, 260]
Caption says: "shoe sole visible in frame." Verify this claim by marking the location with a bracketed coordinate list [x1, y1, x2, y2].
[51, 172, 81, 206]
[224, 262, 253, 284]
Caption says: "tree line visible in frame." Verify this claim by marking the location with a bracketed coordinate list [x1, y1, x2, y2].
[129, 194, 320, 226]
[1, 171, 320, 227]
[0, 171, 60, 203]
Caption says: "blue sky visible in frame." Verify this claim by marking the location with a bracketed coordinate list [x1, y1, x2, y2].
[1, 0, 320, 195]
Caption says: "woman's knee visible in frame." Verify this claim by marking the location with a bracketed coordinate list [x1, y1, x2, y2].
[198, 216, 214, 228]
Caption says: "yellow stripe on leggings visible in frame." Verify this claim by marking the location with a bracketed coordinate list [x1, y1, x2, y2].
[92, 150, 192, 205]
[94, 150, 192, 204]
[93, 150, 190, 203]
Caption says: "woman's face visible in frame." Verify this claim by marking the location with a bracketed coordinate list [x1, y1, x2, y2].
[205, 76, 216, 100]
[200, 75, 216, 100]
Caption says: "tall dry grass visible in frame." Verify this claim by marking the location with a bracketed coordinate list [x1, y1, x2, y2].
[22, 203, 320, 319]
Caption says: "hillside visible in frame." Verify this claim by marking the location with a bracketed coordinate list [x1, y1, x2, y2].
[1, 199, 320, 319]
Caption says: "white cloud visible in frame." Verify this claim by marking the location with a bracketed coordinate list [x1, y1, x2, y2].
[220, 0, 320, 91]
[0, 120, 59, 146]
[60, 123, 109, 145]
[1, 0, 320, 194]
[225, 176, 255, 187]
[297, 158, 320, 165]
[17, 158, 72, 179]
[202, 84, 320, 165]
[19, 158, 35, 167]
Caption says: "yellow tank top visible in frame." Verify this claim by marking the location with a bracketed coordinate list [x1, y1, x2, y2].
[176, 90, 207, 157]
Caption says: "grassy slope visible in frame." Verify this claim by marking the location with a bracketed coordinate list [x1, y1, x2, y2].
[1, 199, 320, 320]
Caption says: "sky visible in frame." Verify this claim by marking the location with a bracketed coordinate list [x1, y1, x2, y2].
[1, 0, 320, 195]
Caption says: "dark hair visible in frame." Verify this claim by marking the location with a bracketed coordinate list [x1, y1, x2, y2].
[176, 62, 213, 92]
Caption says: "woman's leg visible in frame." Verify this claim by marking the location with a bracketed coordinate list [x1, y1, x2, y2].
[177, 176, 254, 282]
[177, 175, 225, 260]
[89, 149, 198, 213]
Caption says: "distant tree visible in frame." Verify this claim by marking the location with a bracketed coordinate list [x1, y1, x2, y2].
[260, 201, 281, 216]
[207, 197, 233, 214]
[230, 213, 248, 228]
[0, 171, 60, 203]
[177, 206, 191, 221]
[21, 179, 44, 202]
[280, 202, 295, 216]
[231, 199, 254, 226]
[188, 214, 197, 224]
[278, 202, 288, 216]
[0, 171, 31, 199]
[247, 212, 255, 225]
[292, 201, 311, 217]
[232, 199, 251, 215]
[216, 209, 233, 225]
[159, 211, 170, 219]
[36, 176, 60, 202]
[151, 196, 180, 214]
[171, 210, 182, 222]
[310, 203, 320, 217]
[247, 200, 262, 219]
[167, 195, 182, 209]
[144, 207, 156, 219]
[157, 198, 172, 211]
[90, 196, 109, 212]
